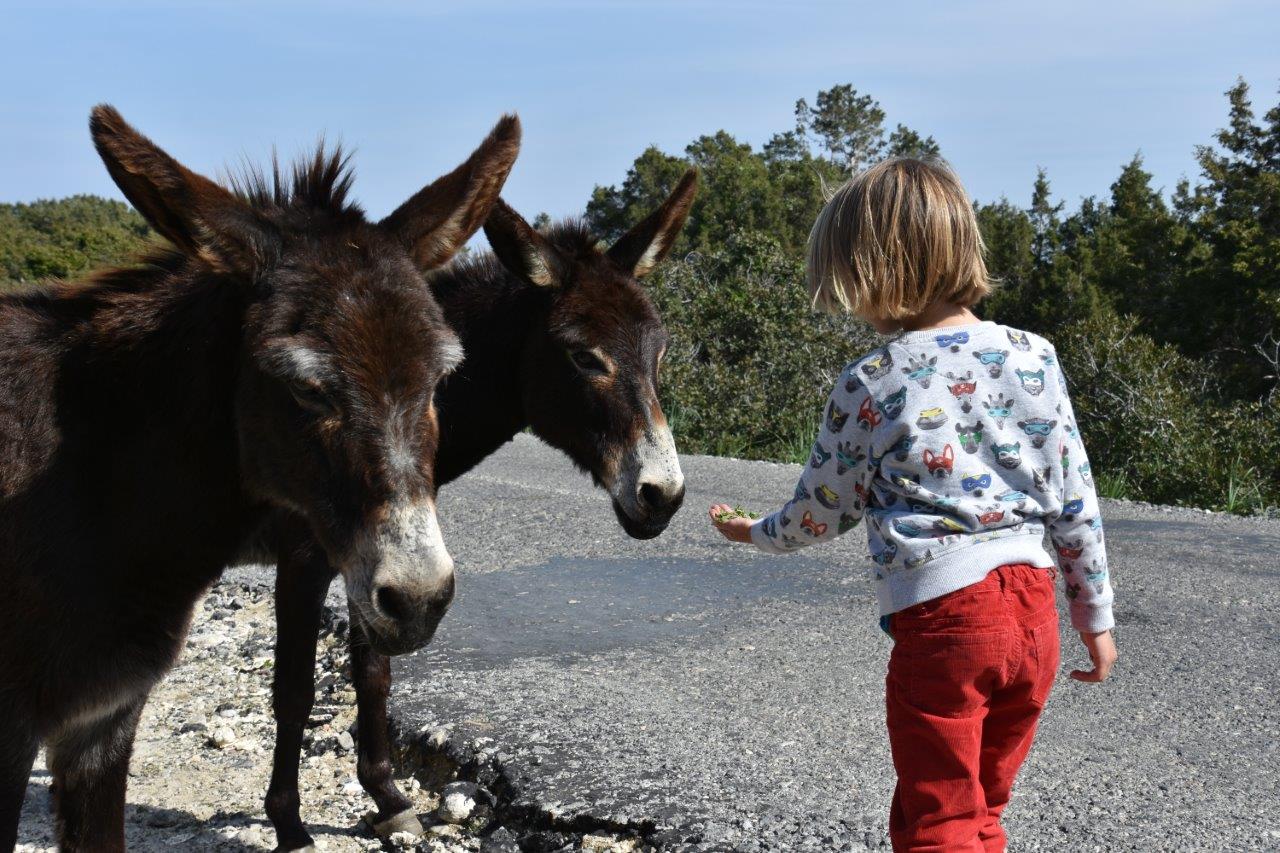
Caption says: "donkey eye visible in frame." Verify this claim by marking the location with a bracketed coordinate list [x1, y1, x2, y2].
[290, 383, 338, 417]
[569, 350, 608, 374]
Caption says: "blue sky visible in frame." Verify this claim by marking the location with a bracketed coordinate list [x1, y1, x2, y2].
[3, 1, 1278, 222]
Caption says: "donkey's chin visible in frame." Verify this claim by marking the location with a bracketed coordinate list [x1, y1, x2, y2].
[353, 604, 450, 657]
[364, 619, 445, 657]
[611, 498, 675, 540]
[345, 573, 456, 657]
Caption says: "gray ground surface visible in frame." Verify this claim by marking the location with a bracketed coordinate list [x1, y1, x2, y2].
[386, 434, 1280, 851]
[17, 435, 1278, 852]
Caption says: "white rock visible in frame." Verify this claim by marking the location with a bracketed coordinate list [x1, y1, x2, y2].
[438, 791, 476, 824]
[582, 836, 639, 852]
[387, 830, 418, 848]
[235, 825, 264, 845]
[427, 822, 463, 838]
[190, 631, 229, 649]
[207, 727, 236, 749]
[336, 731, 355, 752]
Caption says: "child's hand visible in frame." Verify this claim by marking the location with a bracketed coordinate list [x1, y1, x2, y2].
[709, 503, 757, 544]
[1070, 629, 1117, 683]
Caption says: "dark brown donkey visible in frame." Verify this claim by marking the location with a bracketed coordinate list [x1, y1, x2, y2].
[264, 171, 698, 850]
[0, 106, 520, 851]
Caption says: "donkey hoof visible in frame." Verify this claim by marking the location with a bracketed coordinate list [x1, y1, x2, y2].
[372, 808, 424, 839]
[276, 846, 317, 853]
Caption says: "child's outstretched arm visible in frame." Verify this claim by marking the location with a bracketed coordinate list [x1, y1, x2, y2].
[1048, 353, 1117, 682]
[711, 369, 876, 552]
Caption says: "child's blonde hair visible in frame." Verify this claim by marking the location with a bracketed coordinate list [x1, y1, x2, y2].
[806, 157, 992, 320]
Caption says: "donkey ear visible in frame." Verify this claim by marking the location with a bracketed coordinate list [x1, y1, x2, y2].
[482, 199, 564, 288]
[606, 167, 698, 278]
[90, 105, 276, 271]
[381, 114, 522, 270]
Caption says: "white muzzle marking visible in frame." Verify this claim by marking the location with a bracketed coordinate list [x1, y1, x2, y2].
[346, 500, 454, 629]
[612, 423, 684, 517]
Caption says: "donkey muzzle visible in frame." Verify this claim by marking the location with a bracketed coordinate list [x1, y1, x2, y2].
[349, 502, 456, 655]
[612, 424, 685, 539]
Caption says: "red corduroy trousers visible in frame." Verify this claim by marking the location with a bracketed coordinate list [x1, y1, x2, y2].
[885, 563, 1061, 853]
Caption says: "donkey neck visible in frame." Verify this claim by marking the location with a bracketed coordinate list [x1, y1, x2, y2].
[9, 262, 259, 586]
[431, 258, 545, 486]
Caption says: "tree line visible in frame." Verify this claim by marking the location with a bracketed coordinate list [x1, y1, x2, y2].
[3, 80, 1277, 513]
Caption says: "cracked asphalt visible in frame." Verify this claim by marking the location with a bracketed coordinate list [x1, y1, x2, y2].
[384, 434, 1280, 851]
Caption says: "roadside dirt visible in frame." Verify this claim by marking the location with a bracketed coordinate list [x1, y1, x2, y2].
[16, 582, 458, 852]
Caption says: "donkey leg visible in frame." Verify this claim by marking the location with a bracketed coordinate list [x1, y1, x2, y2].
[0, 725, 38, 852]
[265, 527, 335, 853]
[47, 696, 145, 853]
[349, 619, 420, 839]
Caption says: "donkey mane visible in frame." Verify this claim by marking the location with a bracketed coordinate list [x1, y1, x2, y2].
[431, 217, 605, 295]
[227, 144, 360, 217]
[538, 218, 604, 257]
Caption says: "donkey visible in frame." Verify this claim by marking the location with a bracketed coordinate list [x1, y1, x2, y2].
[263, 171, 698, 850]
[0, 106, 520, 851]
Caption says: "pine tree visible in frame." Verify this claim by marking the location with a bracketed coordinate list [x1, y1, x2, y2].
[585, 145, 689, 245]
[1187, 79, 1280, 399]
[886, 125, 941, 159]
[794, 84, 887, 171]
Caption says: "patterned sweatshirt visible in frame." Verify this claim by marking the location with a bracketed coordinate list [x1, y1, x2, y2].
[750, 321, 1114, 633]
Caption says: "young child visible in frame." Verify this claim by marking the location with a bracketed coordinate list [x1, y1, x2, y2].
[710, 158, 1117, 852]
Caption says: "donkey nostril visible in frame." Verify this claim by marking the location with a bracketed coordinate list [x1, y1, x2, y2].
[374, 585, 413, 625]
[638, 482, 668, 511]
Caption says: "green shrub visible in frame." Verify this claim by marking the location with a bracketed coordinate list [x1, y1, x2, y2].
[648, 230, 878, 462]
[1213, 399, 1280, 514]
[1, 195, 152, 289]
[1052, 309, 1279, 512]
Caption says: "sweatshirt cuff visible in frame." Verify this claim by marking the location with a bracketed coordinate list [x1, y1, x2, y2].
[749, 518, 787, 554]
[1069, 601, 1115, 633]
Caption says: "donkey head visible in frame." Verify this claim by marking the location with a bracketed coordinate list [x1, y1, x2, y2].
[90, 106, 520, 654]
[483, 169, 698, 539]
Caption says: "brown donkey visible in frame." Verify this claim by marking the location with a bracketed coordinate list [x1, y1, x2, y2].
[0, 106, 520, 851]
[265, 171, 698, 849]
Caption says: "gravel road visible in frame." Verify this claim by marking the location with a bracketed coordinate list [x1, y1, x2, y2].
[14, 434, 1280, 851]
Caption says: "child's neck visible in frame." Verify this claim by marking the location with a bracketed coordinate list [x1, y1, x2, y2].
[898, 302, 981, 333]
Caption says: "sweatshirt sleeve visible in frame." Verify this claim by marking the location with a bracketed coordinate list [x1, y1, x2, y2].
[751, 366, 876, 554]
[1047, 356, 1115, 632]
